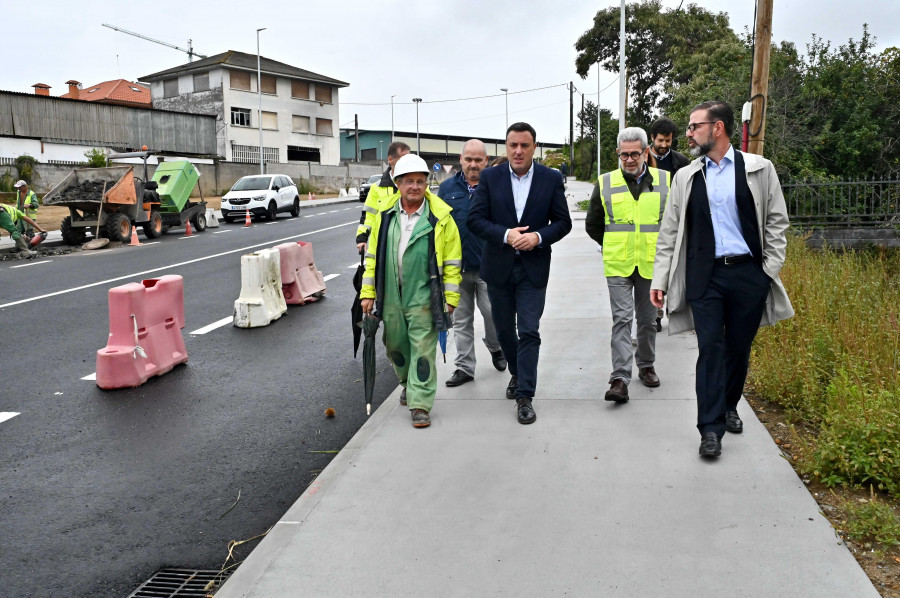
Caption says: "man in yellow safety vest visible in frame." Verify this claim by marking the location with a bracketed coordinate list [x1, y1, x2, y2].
[585, 127, 671, 403]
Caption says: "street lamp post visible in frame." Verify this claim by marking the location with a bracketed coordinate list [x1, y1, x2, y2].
[500, 88, 508, 130]
[256, 27, 266, 174]
[380, 140, 384, 161]
[391, 95, 396, 143]
[412, 98, 422, 154]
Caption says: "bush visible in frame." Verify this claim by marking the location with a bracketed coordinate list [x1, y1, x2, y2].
[749, 236, 900, 496]
[14, 154, 36, 184]
[843, 497, 900, 548]
[295, 177, 316, 195]
[0, 171, 14, 192]
[83, 149, 107, 168]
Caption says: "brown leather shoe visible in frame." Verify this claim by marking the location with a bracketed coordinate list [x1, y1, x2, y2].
[638, 367, 660, 388]
[604, 379, 629, 403]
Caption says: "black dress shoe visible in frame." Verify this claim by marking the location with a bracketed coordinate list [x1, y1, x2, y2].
[516, 397, 536, 424]
[445, 369, 474, 387]
[490, 349, 508, 372]
[638, 367, 660, 388]
[699, 431, 722, 458]
[725, 411, 743, 434]
[506, 375, 518, 400]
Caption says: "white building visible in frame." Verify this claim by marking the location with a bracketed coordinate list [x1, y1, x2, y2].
[140, 50, 348, 166]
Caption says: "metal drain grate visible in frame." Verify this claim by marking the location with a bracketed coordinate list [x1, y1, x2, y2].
[128, 568, 227, 598]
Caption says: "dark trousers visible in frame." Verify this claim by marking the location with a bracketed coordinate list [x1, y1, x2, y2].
[688, 261, 770, 436]
[486, 258, 547, 399]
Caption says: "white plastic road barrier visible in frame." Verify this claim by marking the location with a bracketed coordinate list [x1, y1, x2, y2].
[347, 187, 358, 196]
[206, 208, 220, 228]
[339, 189, 348, 197]
[233, 248, 287, 328]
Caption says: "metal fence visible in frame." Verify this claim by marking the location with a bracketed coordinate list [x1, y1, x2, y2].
[784, 177, 900, 227]
[232, 144, 280, 165]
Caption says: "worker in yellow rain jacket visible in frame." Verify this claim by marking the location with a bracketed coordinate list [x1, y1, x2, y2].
[360, 154, 462, 428]
[355, 142, 410, 252]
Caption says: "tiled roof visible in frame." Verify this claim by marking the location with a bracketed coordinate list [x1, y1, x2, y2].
[139, 50, 348, 87]
[61, 79, 151, 106]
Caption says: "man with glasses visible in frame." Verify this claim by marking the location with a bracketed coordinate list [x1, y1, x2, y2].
[586, 127, 670, 404]
[650, 101, 794, 458]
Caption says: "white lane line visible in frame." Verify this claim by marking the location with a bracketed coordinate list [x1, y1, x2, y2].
[0, 412, 20, 424]
[11, 260, 53, 268]
[328, 210, 338, 213]
[0, 221, 356, 309]
[82, 373, 96, 381]
[265, 222, 279, 225]
[342, 207, 353, 211]
[316, 212, 327, 216]
[348, 262, 361, 269]
[213, 230, 231, 234]
[143, 242, 161, 246]
[304, 215, 315, 218]
[179, 235, 200, 239]
[190, 316, 233, 335]
[323, 273, 339, 282]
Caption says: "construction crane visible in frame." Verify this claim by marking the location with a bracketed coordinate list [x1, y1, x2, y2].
[102, 23, 207, 61]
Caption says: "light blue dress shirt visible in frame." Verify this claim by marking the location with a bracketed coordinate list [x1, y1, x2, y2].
[704, 145, 751, 258]
[504, 162, 542, 246]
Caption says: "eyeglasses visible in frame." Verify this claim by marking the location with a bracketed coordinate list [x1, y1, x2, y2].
[617, 150, 645, 161]
[686, 121, 717, 133]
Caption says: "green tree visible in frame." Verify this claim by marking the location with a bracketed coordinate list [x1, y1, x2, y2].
[574, 0, 736, 127]
[14, 154, 36, 184]
[83, 148, 108, 168]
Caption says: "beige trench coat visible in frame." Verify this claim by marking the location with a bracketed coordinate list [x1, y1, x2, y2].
[650, 151, 794, 334]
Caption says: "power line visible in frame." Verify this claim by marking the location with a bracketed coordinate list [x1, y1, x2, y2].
[342, 83, 566, 106]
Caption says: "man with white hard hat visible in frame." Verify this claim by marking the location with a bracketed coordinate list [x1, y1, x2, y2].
[360, 154, 463, 428]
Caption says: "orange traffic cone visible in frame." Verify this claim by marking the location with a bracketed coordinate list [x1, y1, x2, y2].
[244, 209, 252, 227]
[185, 220, 193, 236]
[129, 226, 142, 246]
[312, 192, 317, 200]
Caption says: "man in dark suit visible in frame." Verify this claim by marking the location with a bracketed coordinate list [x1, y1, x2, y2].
[468, 122, 572, 424]
[650, 101, 793, 458]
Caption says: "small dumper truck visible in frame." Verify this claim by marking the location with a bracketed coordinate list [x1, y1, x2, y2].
[43, 151, 208, 245]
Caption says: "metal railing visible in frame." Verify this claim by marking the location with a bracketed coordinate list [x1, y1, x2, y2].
[784, 177, 900, 227]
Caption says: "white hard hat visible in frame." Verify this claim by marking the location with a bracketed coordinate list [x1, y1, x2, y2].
[392, 154, 429, 182]
[13, 180, 27, 188]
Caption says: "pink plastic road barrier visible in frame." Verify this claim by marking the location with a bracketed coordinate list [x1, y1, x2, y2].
[96, 275, 188, 390]
[278, 241, 326, 305]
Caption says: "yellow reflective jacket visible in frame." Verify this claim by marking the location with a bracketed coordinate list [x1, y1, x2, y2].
[361, 189, 462, 315]
[591, 166, 670, 278]
[355, 172, 398, 244]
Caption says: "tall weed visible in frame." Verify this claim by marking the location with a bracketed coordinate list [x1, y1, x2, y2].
[749, 236, 900, 496]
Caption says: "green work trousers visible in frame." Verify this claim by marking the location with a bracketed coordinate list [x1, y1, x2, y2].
[0, 209, 23, 240]
[381, 204, 438, 412]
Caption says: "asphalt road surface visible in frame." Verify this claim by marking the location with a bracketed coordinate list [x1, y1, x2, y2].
[0, 203, 400, 597]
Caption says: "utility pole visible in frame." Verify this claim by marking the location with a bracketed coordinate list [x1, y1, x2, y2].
[581, 94, 585, 176]
[597, 63, 602, 177]
[569, 82, 575, 166]
[256, 27, 266, 175]
[618, 0, 626, 130]
[747, 0, 773, 155]
[354, 114, 360, 162]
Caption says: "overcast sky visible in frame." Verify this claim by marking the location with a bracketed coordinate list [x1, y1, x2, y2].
[4, 1, 898, 145]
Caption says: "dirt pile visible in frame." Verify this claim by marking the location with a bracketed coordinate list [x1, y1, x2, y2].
[1, 246, 79, 261]
[52, 180, 112, 203]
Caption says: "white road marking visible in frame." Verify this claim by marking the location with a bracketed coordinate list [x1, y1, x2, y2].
[316, 212, 327, 216]
[0, 221, 357, 309]
[0, 412, 20, 424]
[348, 262, 361, 269]
[179, 235, 199, 239]
[10, 260, 53, 268]
[190, 316, 233, 335]
[82, 373, 96, 381]
[323, 273, 339, 282]
[213, 230, 231, 234]
[304, 215, 315, 218]
[265, 222, 279, 225]
[342, 207, 352, 211]
[328, 210, 338, 213]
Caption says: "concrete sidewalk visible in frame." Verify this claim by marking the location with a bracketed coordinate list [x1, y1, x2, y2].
[215, 180, 877, 597]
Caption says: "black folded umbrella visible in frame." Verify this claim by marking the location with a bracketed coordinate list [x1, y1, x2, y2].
[361, 314, 381, 415]
[351, 251, 365, 357]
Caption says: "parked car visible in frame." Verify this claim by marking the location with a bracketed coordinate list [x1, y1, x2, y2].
[220, 174, 301, 222]
[358, 174, 382, 203]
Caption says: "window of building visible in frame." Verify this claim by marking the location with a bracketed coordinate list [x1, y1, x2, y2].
[163, 78, 179, 98]
[292, 115, 310, 133]
[231, 107, 251, 127]
[361, 148, 377, 161]
[291, 80, 309, 99]
[230, 70, 251, 91]
[193, 72, 210, 92]
[262, 111, 278, 130]
[314, 84, 332, 103]
[287, 146, 321, 162]
[232, 144, 279, 164]
[315, 118, 332, 136]
[260, 74, 277, 95]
